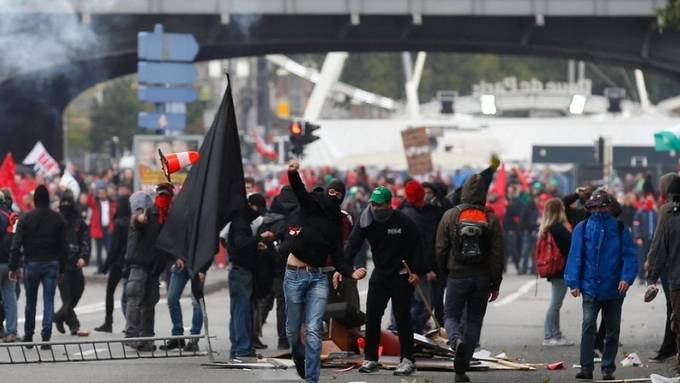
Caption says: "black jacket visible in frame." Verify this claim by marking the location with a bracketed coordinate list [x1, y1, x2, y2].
[399, 201, 434, 275]
[287, 170, 354, 277]
[9, 207, 68, 272]
[346, 208, 423, 280]
[226, 207, 260, 272]
[63, 218, 91, 271]
[547, 222, 572, 280]
[104, 215, 130, 273]
[649, 203, 680, 289]
[126, 208, 173, 274]
[0, 207, 13, 264]
[503, 198, 525, 232]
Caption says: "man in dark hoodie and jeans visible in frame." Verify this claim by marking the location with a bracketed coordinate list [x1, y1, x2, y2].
[436, 174, 504, 383]
[285, 160, 365, 383]
[9, 185, 67, 349]
[339, 185, 423, 376]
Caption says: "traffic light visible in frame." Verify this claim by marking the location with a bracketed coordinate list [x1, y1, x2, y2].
[288, 120, 321, 157]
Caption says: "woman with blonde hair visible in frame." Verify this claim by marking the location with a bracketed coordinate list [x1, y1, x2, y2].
[538, 198, 574, 347]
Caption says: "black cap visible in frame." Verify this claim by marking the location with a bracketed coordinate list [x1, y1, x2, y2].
[585, 190, 611, 209]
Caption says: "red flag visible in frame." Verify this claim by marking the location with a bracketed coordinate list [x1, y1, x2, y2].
[253, 132, 278, 161]
[0, 153, 20, 202]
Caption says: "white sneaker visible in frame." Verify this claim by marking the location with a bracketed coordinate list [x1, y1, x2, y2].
[552, 336, 574, 347]
[542, 338, 555, 346]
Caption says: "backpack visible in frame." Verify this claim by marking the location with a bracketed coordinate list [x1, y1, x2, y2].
[453, 204, 489, 265]
[535, 231, 565, 278]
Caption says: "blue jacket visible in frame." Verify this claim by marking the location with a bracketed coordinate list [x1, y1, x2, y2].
[564, 212, 638, 300]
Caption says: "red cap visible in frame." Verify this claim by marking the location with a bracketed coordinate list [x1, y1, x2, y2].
[405, 180, 425, 208]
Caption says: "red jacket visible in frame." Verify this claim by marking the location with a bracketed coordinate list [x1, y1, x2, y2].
[88, 194, 116, 239]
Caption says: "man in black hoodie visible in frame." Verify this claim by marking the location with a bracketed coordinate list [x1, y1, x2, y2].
[124, 184, 177, 352]
[340, 185, 422, 376]
[9, 185, 67, 348]
[226, 193, 273, 358]
[53, 190, 90, 336]
[284, 160, 364, 383]
[95, 194, 131, 333]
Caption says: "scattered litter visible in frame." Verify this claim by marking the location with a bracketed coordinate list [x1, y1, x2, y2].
[495, 352, 508, 359]
[651, 374, 680, 383]
[573, 364, 581, 369]
[620, 353, 642, 367]
[473, 349, 492, 359]
[547, 361, 564, 370]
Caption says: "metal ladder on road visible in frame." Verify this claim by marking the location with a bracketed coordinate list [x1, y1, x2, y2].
[0, 334, 214, 364]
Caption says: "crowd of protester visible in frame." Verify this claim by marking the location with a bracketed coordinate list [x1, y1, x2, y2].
[1, 158, 679, 382]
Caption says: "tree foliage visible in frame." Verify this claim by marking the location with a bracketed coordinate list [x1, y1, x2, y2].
[657, 0, 680, 31]
[89, 78, 144, 152]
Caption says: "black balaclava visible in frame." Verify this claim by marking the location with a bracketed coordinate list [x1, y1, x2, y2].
[59, 190, 79, 222]
[34, 185, 50, 208]
[326, 179, 346, 206]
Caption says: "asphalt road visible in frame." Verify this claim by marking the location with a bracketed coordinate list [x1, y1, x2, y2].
[1, 265, 678, 382]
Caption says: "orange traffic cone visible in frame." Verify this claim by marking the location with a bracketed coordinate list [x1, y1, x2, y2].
[159, 149, 200, 182]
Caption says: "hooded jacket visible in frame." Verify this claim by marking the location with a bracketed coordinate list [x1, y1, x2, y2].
[646, 173, 680, 270]
[226, 206, 262, 272]
[287, 170, 354, 277]
[435, 174, 504, 291]
[399, 200, 434, 275]
[648, 202, 680, 289]
[125, 206, 173, 274]
[564, 212, 638, 300]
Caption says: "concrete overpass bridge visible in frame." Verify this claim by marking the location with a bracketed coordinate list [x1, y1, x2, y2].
[0, 0, 677, 160]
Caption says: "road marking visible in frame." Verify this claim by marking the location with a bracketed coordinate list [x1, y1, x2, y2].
[492, 279, 537, 308]
[71, 348, 108, 357]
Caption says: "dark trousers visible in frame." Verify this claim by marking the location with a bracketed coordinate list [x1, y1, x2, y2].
[94, 230, 110, 273]
[104, 264, 124, 324]
[580, 295, 623, 373]
[125, 267, 160, 338]
[669, 291, 680, 365]
[365, 275, 414, 362]
[660, 275, 677, 356]
[432, 279, 445, 327]
[504, 230, 522, 272]
[257, 274, 286, 344]
[444, 275, 490, 373]
[54, 268, 85, 330]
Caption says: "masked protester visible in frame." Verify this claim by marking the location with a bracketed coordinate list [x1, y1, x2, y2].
[633, 195, 658, 282]
[124, 184, 180, 352]
[284, 160, 364, 383]
[95, 194, 131, 333]
[54, 190, 90, 336]
[565, 191, 638, 381]
[9, 185, 67, 349]
[340, 185, 423, 376]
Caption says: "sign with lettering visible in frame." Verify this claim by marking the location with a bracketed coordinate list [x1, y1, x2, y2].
[472, 77, 592, 96]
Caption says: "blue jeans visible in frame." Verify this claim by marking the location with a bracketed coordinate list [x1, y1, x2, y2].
[24, 261, 59, 339]
[580, 295, 623, 373]
[521, 232, 536, 274]
[167, 268, 203, 336]
[544, 278, 567, 339]
[229, 266, 253, 358]
[283, 268, 329, 383]
[0, 263, 17, 335]
[444, 275, 490, 373]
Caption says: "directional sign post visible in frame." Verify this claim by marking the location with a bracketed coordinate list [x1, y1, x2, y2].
[137, 24, 199, 132]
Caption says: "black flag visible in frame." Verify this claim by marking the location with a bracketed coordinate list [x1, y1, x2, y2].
[157, 76, 246, 276]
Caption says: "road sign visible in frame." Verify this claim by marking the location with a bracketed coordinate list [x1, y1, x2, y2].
[138, 86, 197, 103]
[138, 31, 199, 62]
[138, 112, 187, 130]
[138, 62, 198, 85]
